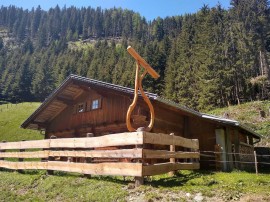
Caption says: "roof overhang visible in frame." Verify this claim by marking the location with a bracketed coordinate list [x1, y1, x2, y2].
[21, 74, 261, 141]
[21, 74, 158, 129]
[201, 113, 261, 139]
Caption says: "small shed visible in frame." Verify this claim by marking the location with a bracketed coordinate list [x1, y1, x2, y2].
[21, 74, 261, 171]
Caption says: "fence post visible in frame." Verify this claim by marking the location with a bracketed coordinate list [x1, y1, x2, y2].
[84, 133, 93, 178]
[47, 135, 57, 175]
[134, 129, 145, 187]
[169, 133, 176, 176]
[18, 140, 25, 173]
[215, 144, 222, 171]
[0, 140, 6, 160]
[135, 177, 144, 187]
[0, 141, 6, 171]
[254, 150, 258, 175]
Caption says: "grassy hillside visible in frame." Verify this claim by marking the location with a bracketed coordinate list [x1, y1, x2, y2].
[207, 101, 270, 147]
[1, 101, 269, 144]
[0, 102, 270, 201]
[0, 102, 42, 142]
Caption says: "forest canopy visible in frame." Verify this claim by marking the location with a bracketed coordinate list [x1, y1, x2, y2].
[0, 0, 269, 111]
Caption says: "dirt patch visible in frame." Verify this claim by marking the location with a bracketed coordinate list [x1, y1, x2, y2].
[239, 194, 270, 202]
[124, 186, 270, 202]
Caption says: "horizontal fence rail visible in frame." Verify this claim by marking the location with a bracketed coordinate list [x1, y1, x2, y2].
[0, 149, 143, 159]
[0, 149, 200, 159]
[143, 162, 200, 176]
[143, 132, 199, 149]
[0, 161, 142, 176]
[0, 132, 200, 179]
[0, 132, 144, 150]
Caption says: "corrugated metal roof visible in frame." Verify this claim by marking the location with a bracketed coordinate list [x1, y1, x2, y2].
[21, 74, 261, 139]
[201, 114, 239, 124]
[201, 113, 261, 138]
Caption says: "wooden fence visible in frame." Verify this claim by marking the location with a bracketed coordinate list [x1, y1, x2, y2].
[0, 132, 199, 184]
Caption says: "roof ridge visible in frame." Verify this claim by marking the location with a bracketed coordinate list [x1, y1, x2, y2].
[20, 74, 261, 139]
[70, 74, 158, 97]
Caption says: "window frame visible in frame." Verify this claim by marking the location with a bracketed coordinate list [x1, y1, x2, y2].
[77, 102, 85, 113]
[91, 98, 102, 110]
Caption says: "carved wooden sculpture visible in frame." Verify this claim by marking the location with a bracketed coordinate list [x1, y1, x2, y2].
[126, 46, 160, 132]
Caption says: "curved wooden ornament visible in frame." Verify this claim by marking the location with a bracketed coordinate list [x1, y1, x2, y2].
[138, 69, 155, 131]
[126, 61, 156, 132]
[126, 61, 140, 132]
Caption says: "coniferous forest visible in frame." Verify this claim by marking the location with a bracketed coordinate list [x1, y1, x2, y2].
[0, 0, 270, 111]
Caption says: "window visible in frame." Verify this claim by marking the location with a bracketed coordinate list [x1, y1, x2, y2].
[91, 99, 100, 110]
[77, 103, 85, 113]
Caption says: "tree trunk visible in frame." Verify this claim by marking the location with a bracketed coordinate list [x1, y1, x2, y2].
[260, 49, 270, 80]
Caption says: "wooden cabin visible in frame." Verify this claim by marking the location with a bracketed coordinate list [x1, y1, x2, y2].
[21, 74, 261, 171]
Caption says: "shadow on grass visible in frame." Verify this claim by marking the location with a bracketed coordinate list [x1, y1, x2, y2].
[50, 170, 130, 185]
[146, 170, 215, 188]
[0, 168, 46, 175]
[0, 168, 218, 187]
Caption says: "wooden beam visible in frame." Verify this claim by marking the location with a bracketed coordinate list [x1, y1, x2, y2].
[0, 132, 199, 150]
[0, 132, 144, 150]
[50, 149, 143, 158]
[127, 46, 160, 79]
[0, 161, 143, 177]
[50, 132, 144, 148]
[0, 151, 48, 158]
[79, 85, 93, 93]
[143, 132, 199, 150]
[143, 162, 200, 176]
[56, 96, 75, 105]
[0, 149, 143, 159]
[0, 149, 200, 160]
[169, 133, 176, 176]
[142, 149, 200, 159]
[239, 141, 254, 148]
[0, 140, 50, 150]
[32, 121, 48, 128]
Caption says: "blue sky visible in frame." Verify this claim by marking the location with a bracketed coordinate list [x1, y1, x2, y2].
[0, 0, 231, 20]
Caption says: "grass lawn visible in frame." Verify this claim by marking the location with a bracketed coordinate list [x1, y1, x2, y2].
[1, 101, 269, 201]
[207, 101, 270, 146]
[0, 102, 42, 141]
[0, 170, 269, 201]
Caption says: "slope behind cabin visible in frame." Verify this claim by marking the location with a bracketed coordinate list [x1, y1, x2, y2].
[21, 74, 261, 171]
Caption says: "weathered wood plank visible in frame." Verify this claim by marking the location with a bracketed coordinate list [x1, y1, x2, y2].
[0, 161, 142, 176]
[48, 161, 142, 176]
[0, 140, 50, 150]
[142, 149, 199, 159]
[0, 161, 46, 170]
[143, 132, 199, 149]
[0, 132, 143, 150]
[0, 149, 143, 159]
[0, 149, 199, 159]
[0, 151, 48, 158]
[50, 149, 143, 158]
[143, 162, 200, 176]
[50, 132, 143, 148]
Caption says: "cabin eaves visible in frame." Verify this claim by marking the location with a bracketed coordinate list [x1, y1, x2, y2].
[21, 74, 261, 140]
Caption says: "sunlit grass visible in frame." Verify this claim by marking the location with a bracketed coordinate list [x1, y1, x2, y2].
[0, 102, 43, 141]
[0, 170, 269, 201]
[207, 101, 270, 146]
